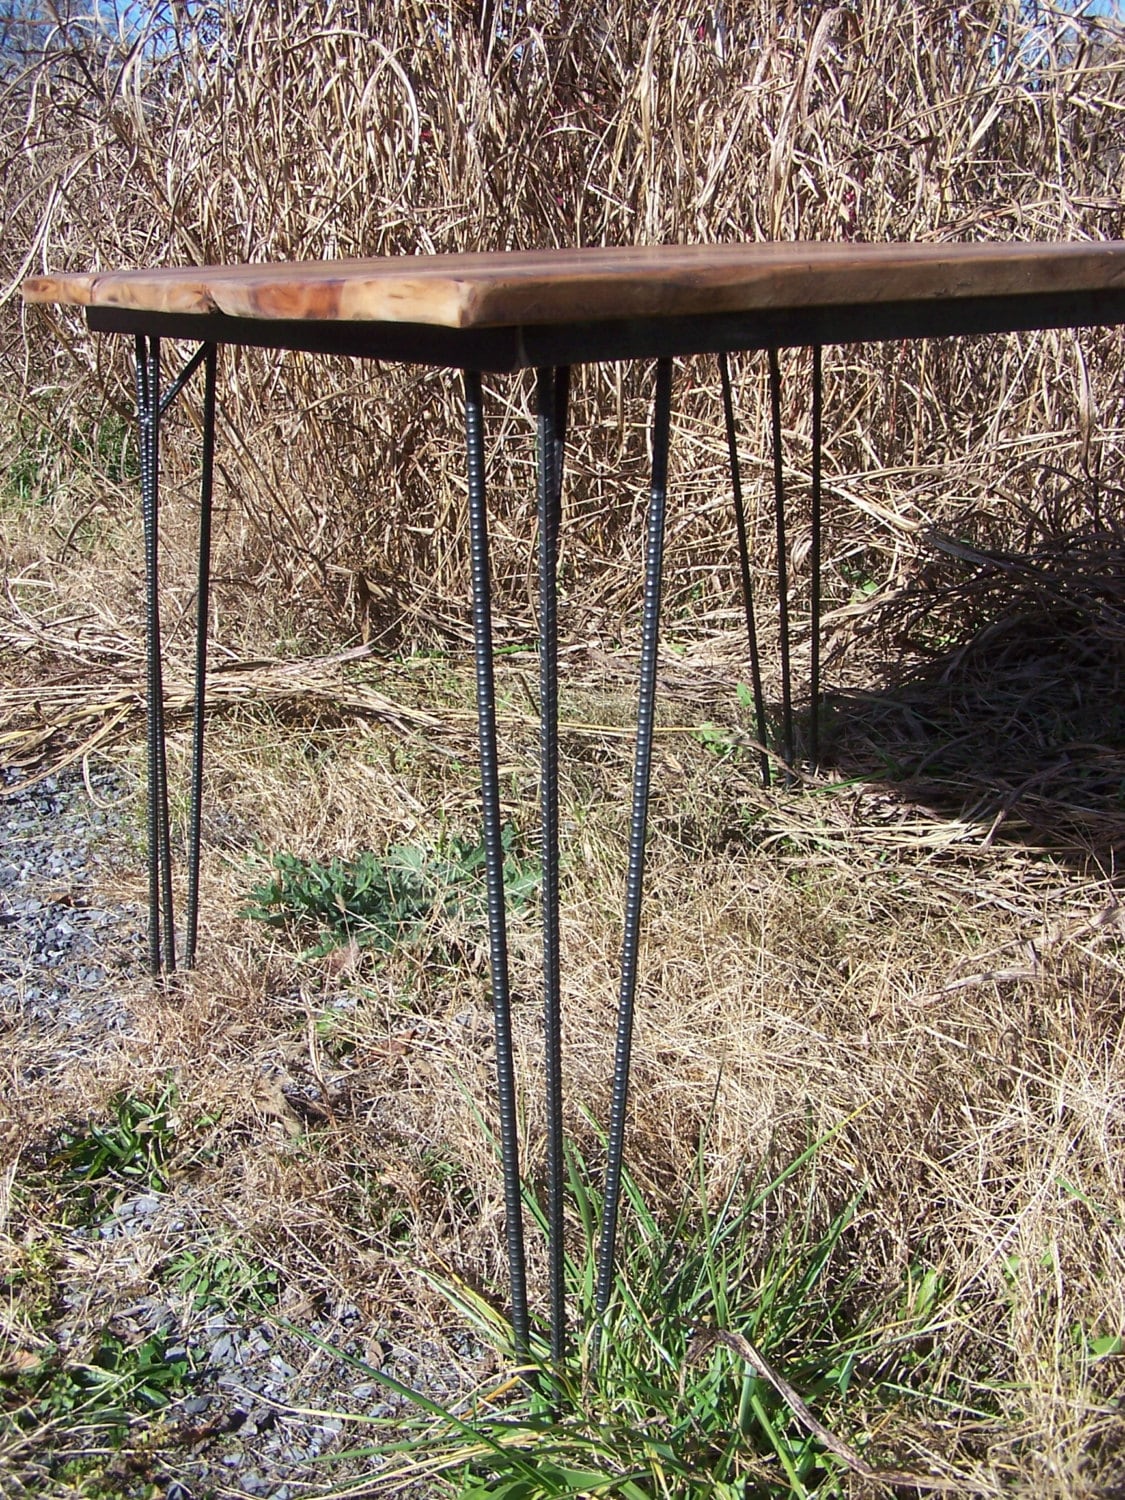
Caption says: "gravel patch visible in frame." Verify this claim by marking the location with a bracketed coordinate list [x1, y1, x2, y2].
[1, 768, 478, 1499]
[0, 767, 146, 1046]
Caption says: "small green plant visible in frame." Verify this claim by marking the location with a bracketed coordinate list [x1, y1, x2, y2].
[166, 1243, 279, 1316]
[243, 827, 539, 957]
[298, 1122, 955, 1498]
[52, 1078, 180, 1203]
[1072, 1323, 1125, 1362]
[2, 407, 137, 511]
[697, 683, 772, 764]
[421, 1146, 481, 1216]
[838, 556, 883, 606]
[901, 1262, 945, 1325]
[3, 427, 54, 509]
[696, 720, 745, 759]
[2, 1330, 193, 1437]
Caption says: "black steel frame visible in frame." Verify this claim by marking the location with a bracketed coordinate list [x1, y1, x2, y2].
[121, 283, 1125, 1376]
[134, 334, 218, 976]
[98, 287, 1125, 371]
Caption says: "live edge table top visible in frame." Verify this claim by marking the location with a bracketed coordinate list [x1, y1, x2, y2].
[22, 241, 1125, 371]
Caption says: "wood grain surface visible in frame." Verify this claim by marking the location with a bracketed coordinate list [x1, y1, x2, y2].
[22, 241, 1125, 330]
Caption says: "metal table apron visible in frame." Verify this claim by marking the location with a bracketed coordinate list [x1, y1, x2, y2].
[24, 242, 1125, 1374]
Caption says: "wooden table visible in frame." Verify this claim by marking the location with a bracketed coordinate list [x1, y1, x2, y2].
[25, 240, 1125, 365]
[24, 240, 1125, 1372]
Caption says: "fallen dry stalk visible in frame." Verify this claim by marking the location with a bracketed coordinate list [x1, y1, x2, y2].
[688, 1327, 960, 1493]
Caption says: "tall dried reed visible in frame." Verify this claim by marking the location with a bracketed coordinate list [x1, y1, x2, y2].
[2, 0, 1123, 659]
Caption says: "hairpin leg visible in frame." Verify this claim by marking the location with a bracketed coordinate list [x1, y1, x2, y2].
[184, 345, 218, 968]
[136, 335, 175, 974]
[133, 337, 222, 976]
[595, 357, 673, 1323]
[719, 353, 770, 787]
[810, 345, 823, 772]
[768, 349, 794, 778]
[465, 369, 531, 1363]
[537, 366, 570, 1375]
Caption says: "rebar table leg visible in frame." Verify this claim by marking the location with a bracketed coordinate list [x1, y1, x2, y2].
[719, 353, 770, 787]
[184, 345, 218, 967]
[136, 337, 161, 975]
[136, 334, 176, 974]
[135, 336, 218, 976]
[768, 348, 794, 777]
[465, 369, 531, 1363]
[594, 357, 673, 1322]
[149, 340, 176, 971]
[810, 345, 823, 771]
[537, 366, 569, 1373]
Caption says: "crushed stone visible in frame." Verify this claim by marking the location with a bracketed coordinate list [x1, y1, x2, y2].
[0, 768, 477, 1499]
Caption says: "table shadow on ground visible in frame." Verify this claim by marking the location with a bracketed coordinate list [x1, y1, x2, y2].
[816, 513, 1125, 867]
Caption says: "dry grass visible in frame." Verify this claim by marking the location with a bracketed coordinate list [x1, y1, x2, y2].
[2, 0, 1125, 1493]
[5, 649, 1125, 1492]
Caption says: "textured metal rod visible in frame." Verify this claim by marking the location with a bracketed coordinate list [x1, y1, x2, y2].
[768, 348, 794, 776]
[147, 339, 176, 972]
[718, 352, 771, 787]
[536, 367, 566, 1371]
[136, 336, 161, 976]
[810, 345, 823, 771]
[594, 357, 673, 1322]
[158, 341, 209, 418]
[464, 369, 531, 1362]
[184, 345, 217, 968]
[553, 367, 571, 499]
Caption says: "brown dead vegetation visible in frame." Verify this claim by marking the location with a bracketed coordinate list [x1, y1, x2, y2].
[2, 2, 1125, 1495]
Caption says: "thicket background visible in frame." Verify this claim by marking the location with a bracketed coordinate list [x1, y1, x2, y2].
[3, 0, 1123, 664]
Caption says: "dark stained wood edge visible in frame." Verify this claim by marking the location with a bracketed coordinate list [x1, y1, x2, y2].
[520, 288, 1125, 365]
[88, 288, 1125, 371]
